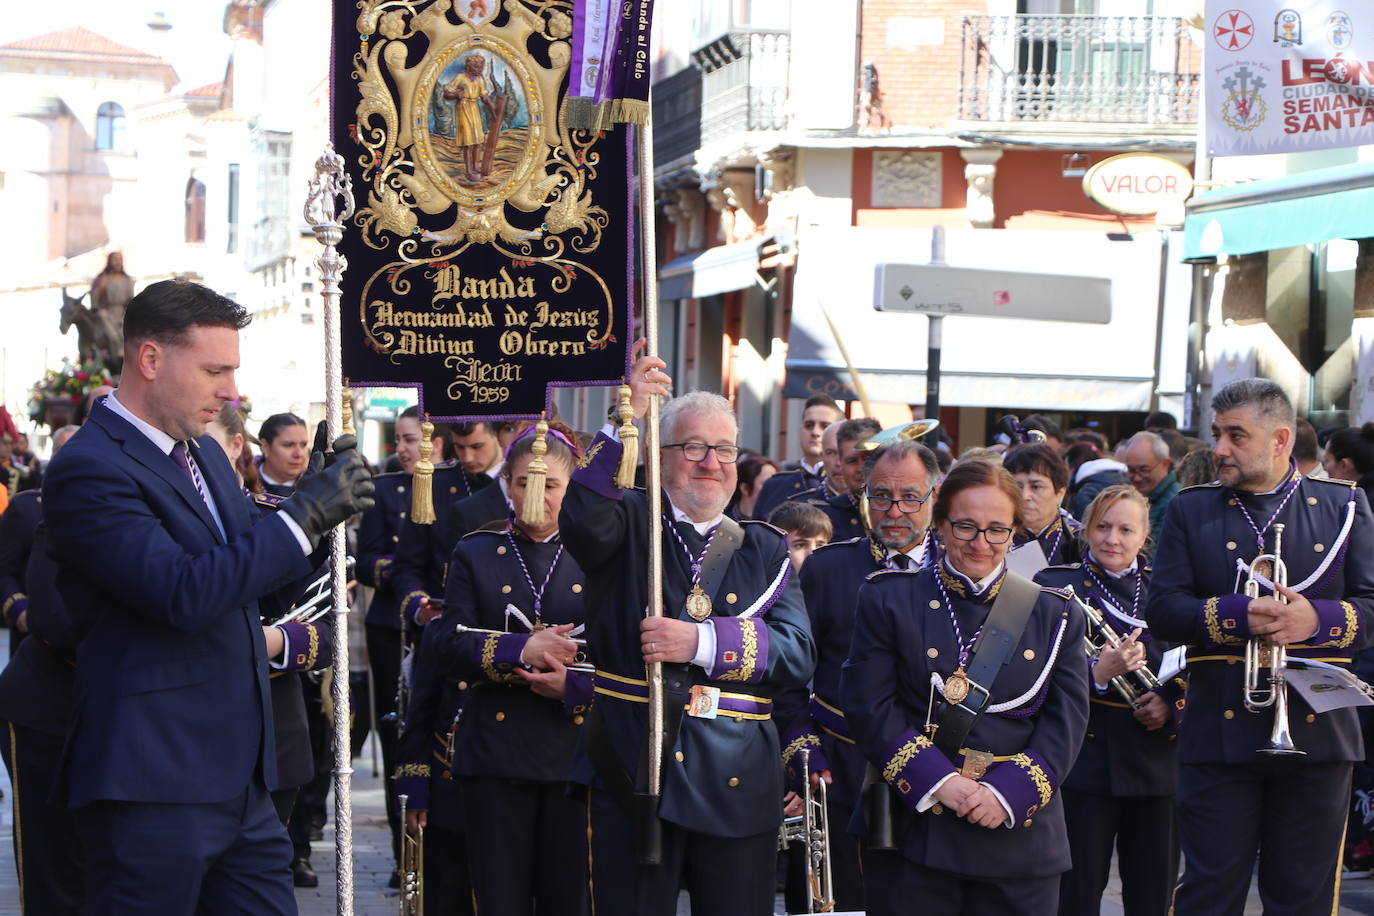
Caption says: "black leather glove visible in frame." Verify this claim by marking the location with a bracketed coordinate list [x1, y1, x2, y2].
[301, 424, 361, 484]
[280, 450, 376, 548]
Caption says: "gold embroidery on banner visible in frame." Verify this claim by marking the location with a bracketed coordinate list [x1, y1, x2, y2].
[716, 619, 758, 682]
[576, 440, 603, 469]
[1010, 753, 1053, 808]
[883, 734, 934, 786]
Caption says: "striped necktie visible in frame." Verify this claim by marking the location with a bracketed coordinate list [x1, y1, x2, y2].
[171, 440, 211, 507]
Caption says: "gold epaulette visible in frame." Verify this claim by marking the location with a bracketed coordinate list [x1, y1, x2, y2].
[253, 491, 286, 509]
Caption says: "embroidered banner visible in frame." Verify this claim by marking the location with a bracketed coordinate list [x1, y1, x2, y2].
[331, 0, 638, 420]
[1205, 1, 1374, 156]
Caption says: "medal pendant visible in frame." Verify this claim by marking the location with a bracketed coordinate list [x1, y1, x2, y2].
[685, 584, 713, 621]
[531, 621, 546, 633]
[945, 667, 971, 705]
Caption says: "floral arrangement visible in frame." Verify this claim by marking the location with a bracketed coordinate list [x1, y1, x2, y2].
[27, 359, 117, 423]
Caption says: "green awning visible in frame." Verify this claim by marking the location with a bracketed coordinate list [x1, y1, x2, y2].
[1183, 161, 1374, 261]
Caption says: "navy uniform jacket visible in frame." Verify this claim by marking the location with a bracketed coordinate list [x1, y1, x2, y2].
[356, 471, 411, 630]
[1013, 509, 1082, 568]
[1036, 561, 1182, 797]
[392, 463, 493, 627]
[1146, 471, 1374, 764]
[42, 403, 312, 806]
[777, 535, 924, 808]
[436, 528, 593, 782]
[753, 465, 824, 523]
[448, 482, 510, 541]
[250, 490, 334, 790]
[560, 432, 816, 839]
[840, 564, 1089, 879]
[0, 524, 75, 736]
[811, 489, 866, 544]
[394, 606, 466, 830]
[0, 488, 42, 650]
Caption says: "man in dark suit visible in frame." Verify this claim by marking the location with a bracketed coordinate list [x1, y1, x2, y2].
[1147, 378, 1374, 915]
[42, 279, 374, 915]
[560, 355, 815, 916]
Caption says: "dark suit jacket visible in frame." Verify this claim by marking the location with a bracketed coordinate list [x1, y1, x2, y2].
[0, 524, 75, 736]
[0, 488, 41, 653]
[42, 402, 312, 806]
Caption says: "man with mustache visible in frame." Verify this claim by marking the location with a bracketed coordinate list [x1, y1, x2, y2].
[1147, 377, 1374, 915]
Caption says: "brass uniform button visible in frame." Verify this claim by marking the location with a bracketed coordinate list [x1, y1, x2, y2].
[495, 711, 506, 722]
[573, 715, 585, 725]
[502, 585, 512, 594]
[1224, 710, 1235, 719]
[1226, 541, 1237, 551]
[1023, 649, 1036, 660]
[1228, 498, 1238, 506]
[572, 584, 583, 593]
[1023, 819, 1034, 828]
[458, 681, 468, 690]
[1309, 496, 1319, 505]
[450, 486, 458, 494]
[399, 511, 406, 519]
[727, 777, 740, 787]
[399, 485, 406, 493]
[392, 535, 399, 543]
[932, 804, 944, 815]
[497, 546, 507, 555]
[727, 593, 737, 604]
[675, 751, 685, 762]
[1314, 543, 1325, 553]
[927, 648, 939, 658]
[1306, 714, 1316, 723]
[929, 600, 941, 610]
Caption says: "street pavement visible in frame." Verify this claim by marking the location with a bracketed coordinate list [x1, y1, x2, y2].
[2, 615, 1374, 914]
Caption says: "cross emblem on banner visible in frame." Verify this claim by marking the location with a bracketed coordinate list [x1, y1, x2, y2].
[1213, 9, 1255, 51]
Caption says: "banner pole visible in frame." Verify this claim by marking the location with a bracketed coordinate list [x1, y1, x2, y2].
[305, 144, 357, 916]
[640, 110, 666, 804]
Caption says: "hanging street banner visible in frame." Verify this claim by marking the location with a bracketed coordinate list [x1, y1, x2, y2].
[1205, 2, 1373, 156]
[331, 0, 646, 420]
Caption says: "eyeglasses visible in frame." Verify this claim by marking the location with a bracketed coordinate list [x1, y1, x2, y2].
[1126, 462, 1161, 477]
[663, 442, 741, 464]
[865, 487, 934, 513]
[946, 520, 1015, 544]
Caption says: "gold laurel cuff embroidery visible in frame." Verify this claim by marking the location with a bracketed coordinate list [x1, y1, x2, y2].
[781, 732, 820, 768]
[882, 734, 934, 784]
[305, 622, 320, 670]
[394, 762, 430, 778]
[1202, 597, 1241, 645]
[1314, 601, 1359, 649]
[374, 557, 392, 583]
[717, 619, 758, 682]
[0, 593, 23, 620]
[1011, 753, 1053, 808]
[479, 632, 521, 683]
[401, 590, 428, 625]
[576, 440, 603, 469]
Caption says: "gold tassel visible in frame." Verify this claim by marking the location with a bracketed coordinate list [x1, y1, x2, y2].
[341, 379, 355, 437]
[411, 417, 436, 525]
[614, 383, 638, 489]
[520, 416, 549, 527]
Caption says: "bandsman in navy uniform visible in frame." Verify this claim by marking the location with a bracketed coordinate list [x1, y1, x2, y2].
[841, 459, 1088, 916]
[559, 354, 815, 916]
[1147, 378, 1374, 915]
[355, 404, 431, 872]
[436, 421, 593, 915]
[805, 417, 880, 544]
[777, 436, 941, 912]
[392, 421, 501, 632]
[256, 413, 310, 498]
[753, 394, 842, 522]
[1005, 443, 1082, 567]
[1035, 485, 1183, 916]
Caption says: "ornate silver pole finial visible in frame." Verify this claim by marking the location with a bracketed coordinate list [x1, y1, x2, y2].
[308, 142, 358, 916]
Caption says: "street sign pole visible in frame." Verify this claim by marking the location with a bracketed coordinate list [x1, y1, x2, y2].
[924, 227, 945, 449]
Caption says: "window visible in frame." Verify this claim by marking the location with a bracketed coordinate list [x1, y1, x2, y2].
[95, 102, 124, 151]
[185, 177, 206, 244]
[226, 164, 240, 253]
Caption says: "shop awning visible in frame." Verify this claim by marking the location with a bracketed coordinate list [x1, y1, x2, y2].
[658, 239, 763, 300]
[1183, 161, 1374, 261]
[785, 227, 1169, 412]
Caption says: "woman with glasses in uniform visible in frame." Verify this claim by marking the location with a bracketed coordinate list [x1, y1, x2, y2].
[840, 459, 1089, 916]
[1035, 485, 1182, 916]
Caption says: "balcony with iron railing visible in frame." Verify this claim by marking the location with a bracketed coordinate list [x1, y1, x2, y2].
[958, 15, 1200, 135]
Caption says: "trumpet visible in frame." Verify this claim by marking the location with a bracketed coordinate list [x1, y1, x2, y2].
[778, 748, 835, 914]
[856, 418, 941, 452]
[1068, 587, 1161, 706]
[1244, 524, 1305, 756]
[267, 556, 356, 626]
[398, 793, 424, 916]
[450, 623, 594, 674]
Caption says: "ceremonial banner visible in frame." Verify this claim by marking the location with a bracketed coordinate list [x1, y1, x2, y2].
[331, 0, 638, 420]
[1206, 1, 1372, 156]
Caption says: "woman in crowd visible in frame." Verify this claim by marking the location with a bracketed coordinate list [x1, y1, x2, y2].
[257, 412, 310, 496]
[731, 454, 780, 520]
[1323, 423, 1374, 504]
[841, 459, 1088, 916]
[1004, 443, 1081, 566]
[1036, 485, 1181, 916]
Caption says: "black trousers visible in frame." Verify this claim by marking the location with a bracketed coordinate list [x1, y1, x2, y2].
[288, 674, 331, 861]
[1173, 760, 1351, 916]
[423, 822, 475, 916]
[1, 721, 82, 915]
[463, 776, 588, 916]
[1058, 789, 1176, 916]
[364, 624, 403, 865]
[864, 847, 1059, 916]
[76, 779, 294, 916]
[587, 787, 778, 916]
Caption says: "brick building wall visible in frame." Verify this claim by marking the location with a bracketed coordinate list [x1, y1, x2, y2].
[859, 0, 988, 129]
